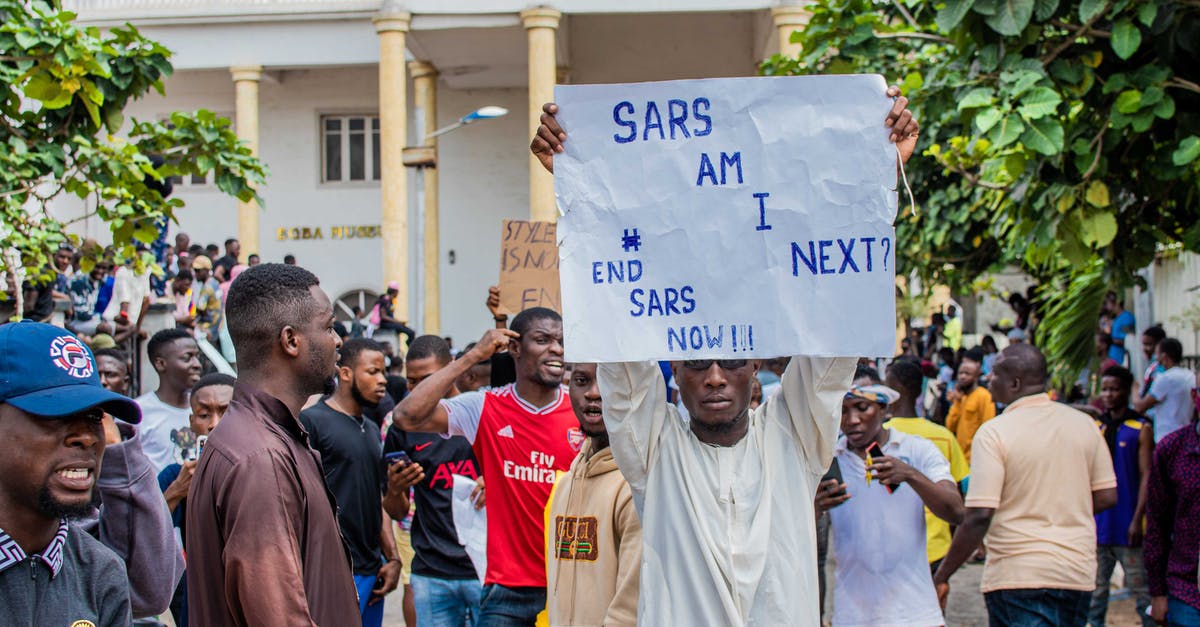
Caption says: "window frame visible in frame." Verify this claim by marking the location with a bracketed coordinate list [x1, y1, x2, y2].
[319, 113, 382, 186]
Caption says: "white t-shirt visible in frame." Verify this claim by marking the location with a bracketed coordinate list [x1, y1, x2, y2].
[599, 356, 857, 627]
[829, 429, 952, 627]
[103, 266, 151, 324]
[135, 392, 193, 473]
[1149, 366, 1196, 442]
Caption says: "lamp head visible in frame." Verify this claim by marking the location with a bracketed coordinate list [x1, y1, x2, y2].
[463, 106, 509, 122]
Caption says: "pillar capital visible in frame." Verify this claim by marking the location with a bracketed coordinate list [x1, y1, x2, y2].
[408, 60, 438, 80]
[230, 65, 263, 82]
[770, 4, 812, 28]
[373, 10, 411, 34]
[520, 6, 562, 30]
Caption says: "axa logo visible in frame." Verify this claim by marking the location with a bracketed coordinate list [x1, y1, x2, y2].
[497, 425, 514, 438]
[50, 336, 94, 379]
[430, 459, 478, 490]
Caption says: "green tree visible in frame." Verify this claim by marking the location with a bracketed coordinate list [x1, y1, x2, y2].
[1, 0, 265, 316]
[762, 0, 1200, 380]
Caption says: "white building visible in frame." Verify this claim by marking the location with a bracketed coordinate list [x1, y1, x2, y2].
[60, 0, 813, 345]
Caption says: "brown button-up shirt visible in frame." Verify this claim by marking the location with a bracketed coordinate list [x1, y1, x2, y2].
[186, 383, 358, 626]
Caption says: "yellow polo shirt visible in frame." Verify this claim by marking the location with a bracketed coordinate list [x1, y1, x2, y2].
[885, 417, 970, 563]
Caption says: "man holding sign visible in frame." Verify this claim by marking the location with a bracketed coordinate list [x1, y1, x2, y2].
[531, 79, 919, 626]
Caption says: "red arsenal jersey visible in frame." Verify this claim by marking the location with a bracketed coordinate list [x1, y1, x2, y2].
[444, 384, 582, 587]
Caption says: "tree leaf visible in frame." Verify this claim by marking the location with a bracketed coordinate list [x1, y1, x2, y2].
[1111, 20, 1142, 60]
[975, 107, 1004, 133]
[958, 87, 996, 110]
[1020, 117, 1064, 155]
[991, 114, 1025, 148]
[1137, 2, 1157, 26]
[1079, 0, 1106, 22]
[1034, 0, 1059, 20]
[1153, 96, 1175, 119]
[1017, 86, 1062, 118]
[985, 0, 1035, 36]
[1085, 180, 1110, 207]
[1172, 136, 1200, 166]
[937, 0, 973, 31]
[1115, 89, 1142, 114]
[1080, 211, 1118, 247]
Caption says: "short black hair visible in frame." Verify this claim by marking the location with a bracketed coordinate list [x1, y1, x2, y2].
[205, 243, 219, 253]
[93, 348, 129, 368]
[191, 373, 236, 397]
[1159, 338, 1184, 363]
[1143, 325, 1166, 343]
[147, 328, 194, 362]
[407, 335, 452, 365]
[963, 347, 986, 364]
[283, 254, 296, 264]
[887, 359, 924, 397]
[187, 244, 206, 258]
[339, 337, 386, 368]
[174, 268, 194, 282]
[854, 363, 881, 384]
[225, 263, 324, 371]
[248, 253, 260, 261]
[1096, 331, 1113, 348]
[511, 307, 562, 337]
[224, 238, 238, 248]
[937, 347, 956, 364]
[1100, 365, 1134, 391]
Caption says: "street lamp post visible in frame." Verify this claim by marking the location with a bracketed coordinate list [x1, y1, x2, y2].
[403, 105, 509, 335]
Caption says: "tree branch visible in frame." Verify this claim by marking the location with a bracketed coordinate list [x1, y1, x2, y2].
[1041, 5, 1111, 65]
[949, 164, 1010, 190]
[1082, 129, 1104, 181]
[875, 31, 951, 43]
[891, 0, 920, 30]
[1168, 77, 1200, 94]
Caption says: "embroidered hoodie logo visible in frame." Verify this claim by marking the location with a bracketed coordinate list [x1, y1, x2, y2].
[555, 515, 599, 561]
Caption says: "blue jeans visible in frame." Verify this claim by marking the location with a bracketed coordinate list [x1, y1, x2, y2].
[477, 584, 545, 627]
[411, 573, 481, 627]
[1089, 545, 1153, 627]
[354, 574, 385, 627]
[985, 588, 1091, 627]
[1169, 596, 1200, 627]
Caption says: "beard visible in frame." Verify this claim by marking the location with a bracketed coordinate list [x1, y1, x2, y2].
[37, 485, 99, 521]
[350, 379, 379, 409]
[305, 345, 338, 397]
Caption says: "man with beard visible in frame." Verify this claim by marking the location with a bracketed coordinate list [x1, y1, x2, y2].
[395, 309, 582, 625]
[186, 264, 358, 626]
[545, 362, 641, 627]
[0, 321, 143, 626]
[135, 328, 202, 472]
[300, 338, 402, 627]
[383, 335, 483, 627]
[529, 87, 921, 626]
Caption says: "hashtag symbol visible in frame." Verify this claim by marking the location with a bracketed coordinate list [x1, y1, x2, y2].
[621, 228, 642, 253]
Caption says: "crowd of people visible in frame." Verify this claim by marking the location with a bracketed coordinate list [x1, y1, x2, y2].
[1, 91, 1198, 627]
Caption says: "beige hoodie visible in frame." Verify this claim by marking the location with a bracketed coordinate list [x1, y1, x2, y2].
[545, 439, 641, 627]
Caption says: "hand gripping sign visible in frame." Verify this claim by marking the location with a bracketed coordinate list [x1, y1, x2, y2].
[554, 74, 900, 361]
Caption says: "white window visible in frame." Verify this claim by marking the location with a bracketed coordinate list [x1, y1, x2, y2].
[322, 115, 381, 183]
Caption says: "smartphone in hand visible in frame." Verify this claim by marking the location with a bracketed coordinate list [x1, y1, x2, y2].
[821, 459, 846, 497]
[384, 451, 411, 466]
[866, 442, 896, 494]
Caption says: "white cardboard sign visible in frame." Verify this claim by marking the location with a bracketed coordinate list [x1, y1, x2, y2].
[555, 74, 899, 361]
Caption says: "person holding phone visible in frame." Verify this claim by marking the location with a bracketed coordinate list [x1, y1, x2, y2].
[815, 373, 964, 627]
[299, 338, 403, 627]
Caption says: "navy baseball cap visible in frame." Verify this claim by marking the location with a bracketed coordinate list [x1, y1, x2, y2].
[0, 321, 141, 423]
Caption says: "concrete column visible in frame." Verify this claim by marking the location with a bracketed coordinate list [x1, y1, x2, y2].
[373, 8, 411, 317]
[521, 6, 562, 223]
[410, 60, 440, 335]
[771, 4, 812, 58]
[230, 65, 262, 257]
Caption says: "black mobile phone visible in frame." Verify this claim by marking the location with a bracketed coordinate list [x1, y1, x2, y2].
[866, 442, 897, 494]
[820, 459, 847, 497]
[384, 451, 411, 466]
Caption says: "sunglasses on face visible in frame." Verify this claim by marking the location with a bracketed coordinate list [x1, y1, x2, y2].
[682, 359, 749, 371]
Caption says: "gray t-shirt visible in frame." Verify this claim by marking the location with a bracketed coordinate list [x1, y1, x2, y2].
[1149, 366, 1196, 442]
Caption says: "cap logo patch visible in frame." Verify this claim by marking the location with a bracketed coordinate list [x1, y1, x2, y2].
[50, 336, 94, 379]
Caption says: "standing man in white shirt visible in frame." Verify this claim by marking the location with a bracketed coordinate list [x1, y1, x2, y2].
[134, 328, 202, 472]
[1133, 338, 1196, 443]
[816, 381, 963, 627]
[529, 87, 920, 627]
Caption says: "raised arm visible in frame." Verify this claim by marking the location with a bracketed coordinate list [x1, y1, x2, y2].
[767, 356, 858, 474]
[393, 328, 515, 433]
[598, 361, 670, 511]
